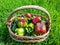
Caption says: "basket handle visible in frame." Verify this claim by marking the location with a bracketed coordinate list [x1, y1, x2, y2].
[7, 5, 50, 22]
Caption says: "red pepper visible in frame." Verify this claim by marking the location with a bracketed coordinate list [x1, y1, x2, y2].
[42, 24, 46, 34]
[35, 22, 42, 34]
[35, 22, 46, 34]
[32, 17, 40, 24]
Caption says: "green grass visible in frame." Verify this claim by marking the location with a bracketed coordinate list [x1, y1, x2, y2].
[0, 0, 60, 45]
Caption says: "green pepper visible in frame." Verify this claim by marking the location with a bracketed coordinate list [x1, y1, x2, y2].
[25, 23, 34, 33]
[15, 28, 24, 36]
[28, 23, 34, 29]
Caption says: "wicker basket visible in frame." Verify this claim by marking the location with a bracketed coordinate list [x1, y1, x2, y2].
[7, 5, 51, 43]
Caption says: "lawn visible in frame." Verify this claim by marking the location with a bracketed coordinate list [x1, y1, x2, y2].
[0, 0, 60, 45]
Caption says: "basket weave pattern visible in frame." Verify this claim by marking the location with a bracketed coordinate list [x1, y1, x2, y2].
[7, 5, 51, 42]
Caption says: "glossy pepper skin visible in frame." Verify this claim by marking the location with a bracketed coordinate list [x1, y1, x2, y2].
[15, 28, 24, 36]
[42, 24, 46, 34]
[25, 23, 34, 33]
[35, 22, 46, 34]
[35, 22, 42, 34]
[32, 17, 40, 24]
[17, 18, 27, 27]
